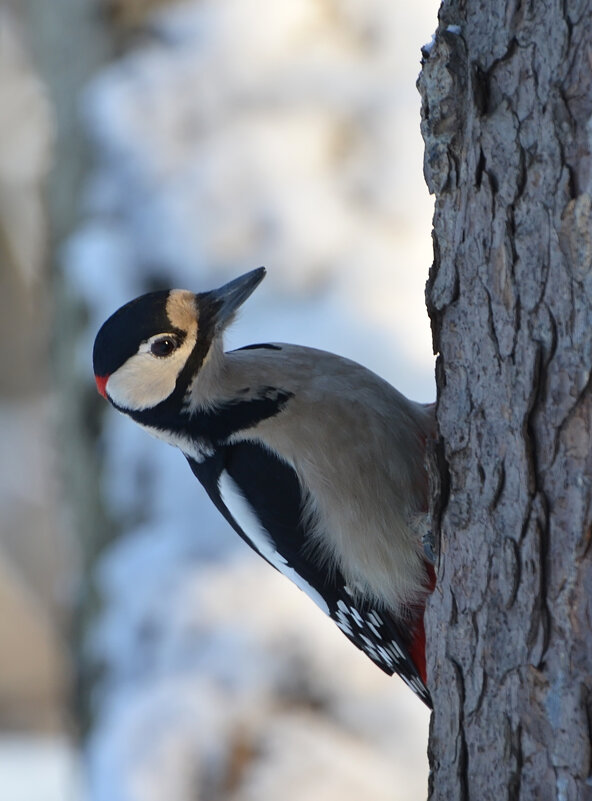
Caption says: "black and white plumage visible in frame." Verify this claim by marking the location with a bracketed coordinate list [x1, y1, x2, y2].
[93, 268, 435, 706]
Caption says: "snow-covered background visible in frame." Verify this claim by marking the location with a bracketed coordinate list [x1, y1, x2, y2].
[1, 0, 439, 798]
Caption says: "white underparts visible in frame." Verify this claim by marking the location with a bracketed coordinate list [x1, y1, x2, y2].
[137, 423, 214, 463]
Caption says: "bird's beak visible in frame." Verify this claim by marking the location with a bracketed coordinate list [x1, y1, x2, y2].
[207, 267, 266, 331]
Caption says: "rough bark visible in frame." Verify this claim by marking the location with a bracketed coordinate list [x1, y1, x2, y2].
[419, 2, 592, 799]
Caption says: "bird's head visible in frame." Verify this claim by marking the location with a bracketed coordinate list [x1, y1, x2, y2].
[93, 267, 265, 413]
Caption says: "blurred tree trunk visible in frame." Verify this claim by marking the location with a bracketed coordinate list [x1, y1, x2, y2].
[419, 2, 592, 799]
[22, 0, 177, 736]
[20, 0, 113, 732]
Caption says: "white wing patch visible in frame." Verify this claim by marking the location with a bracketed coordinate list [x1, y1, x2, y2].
[218, 470, 330, 615]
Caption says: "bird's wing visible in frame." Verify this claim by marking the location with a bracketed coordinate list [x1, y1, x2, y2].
[187, 440, 431, 706]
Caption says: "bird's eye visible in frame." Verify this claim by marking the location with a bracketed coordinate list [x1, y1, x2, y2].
[150, 337, 178, 357]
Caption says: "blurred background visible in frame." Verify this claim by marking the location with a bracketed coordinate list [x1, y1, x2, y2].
[0, 0, 439, 798]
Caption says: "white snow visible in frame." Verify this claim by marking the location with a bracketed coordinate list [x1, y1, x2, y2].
[0, 735, 84, 801]
[422, 32, 438, 56]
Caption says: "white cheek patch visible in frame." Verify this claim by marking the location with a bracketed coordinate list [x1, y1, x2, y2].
[218, 470, 330, 616]
[107, 330, 197, 411]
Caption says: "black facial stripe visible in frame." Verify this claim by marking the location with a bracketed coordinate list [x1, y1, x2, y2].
[165, 294, 220, 402]
[126, 388, 294, 443]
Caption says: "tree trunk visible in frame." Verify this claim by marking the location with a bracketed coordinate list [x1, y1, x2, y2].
[418, 2, 592, 799]
[21, 0, 114, 733]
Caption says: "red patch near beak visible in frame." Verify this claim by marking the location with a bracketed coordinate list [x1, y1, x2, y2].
[95, 374, 109, 399]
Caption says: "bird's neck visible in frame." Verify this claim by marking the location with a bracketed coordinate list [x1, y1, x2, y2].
[127, 341, 293, 449]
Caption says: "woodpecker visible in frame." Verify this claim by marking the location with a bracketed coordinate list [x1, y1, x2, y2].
[93, 268, 436, 706]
